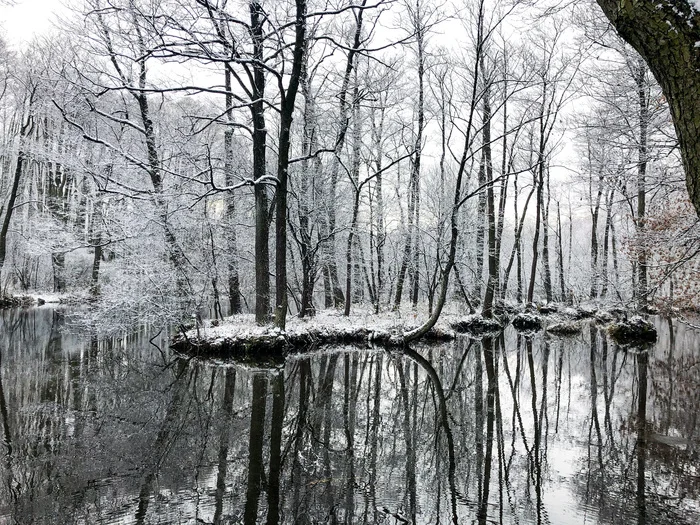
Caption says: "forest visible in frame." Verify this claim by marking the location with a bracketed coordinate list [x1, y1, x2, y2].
[3, 2, 700, 523]
[1, 0, 699, 337]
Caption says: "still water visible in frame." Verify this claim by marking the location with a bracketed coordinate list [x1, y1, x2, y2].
[0, 307, 699, 524]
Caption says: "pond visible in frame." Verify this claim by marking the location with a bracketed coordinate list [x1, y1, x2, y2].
[0, 307, 699, 524]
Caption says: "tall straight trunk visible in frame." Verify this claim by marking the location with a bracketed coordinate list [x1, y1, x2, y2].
[394, 162, 417, 309]
[52, 253, 66, 293]
[495, 70, 511, 303]
[481, 76, 498, 318]
[601, 187, 615, 299]
[224, 67, 242, 314]
[249, 2, 271, 324]
[474, 156, 487, 300]
[90, 196, 103, 296]
[349, 79, 363, 308]
[298, 43, 319, 318]
[372, 106, 386, 313]
[274, 0, 307, 329]
[610, 213, 621, 296]
[541, 168, 553, 302]
[527, 105, 546, 305]
[556, 201, 565, 302]
[589, 170, 604, 300]
[568, 202, 573, 303]
[410, 5, 425, 309]
[397, 0, 425, 310]
[635, 59, 649, 310]
[47, 120, 70, 293]
[344, 191, 362, 317]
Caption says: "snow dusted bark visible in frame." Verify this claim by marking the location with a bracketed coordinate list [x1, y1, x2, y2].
[0, 116, 31, 279]
[274, 0, 307, 329]
[596, 0, 700, 216]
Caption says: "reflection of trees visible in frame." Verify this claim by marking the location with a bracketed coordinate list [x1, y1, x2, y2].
[0, 343, 18, 504]
[3, 314, 700, 524]
[243, 373, 267, 525]
[571, 321, 700, 525]
[135, 360, 188, 522]
[213, 368, 235, 524]
[404, 347, 458, 523]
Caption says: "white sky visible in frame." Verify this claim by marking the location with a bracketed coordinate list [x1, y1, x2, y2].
[0, 0, 62, 46]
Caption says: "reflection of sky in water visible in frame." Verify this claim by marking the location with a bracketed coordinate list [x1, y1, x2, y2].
[0, 307, 699, 524]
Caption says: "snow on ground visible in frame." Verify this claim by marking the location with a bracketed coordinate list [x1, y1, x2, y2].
[182, 307, 462, 347]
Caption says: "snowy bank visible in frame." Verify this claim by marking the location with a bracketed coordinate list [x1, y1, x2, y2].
[607, 316, 658, 345]
[171, 310, 458, 359]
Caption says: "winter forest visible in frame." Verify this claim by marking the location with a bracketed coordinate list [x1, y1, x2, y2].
[4, 1, 700, 524]
[1, 0, 699, 332]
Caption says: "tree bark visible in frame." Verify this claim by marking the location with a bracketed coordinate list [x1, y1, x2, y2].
[324, 1, 368, 308]
[0, 116, 31, 278]
[481, 76, 498, 318]
[595, 0, 700, 216]
[274, 0, 307, 329]
[224, 67, 242, 315]
[250, 2, 271, 324]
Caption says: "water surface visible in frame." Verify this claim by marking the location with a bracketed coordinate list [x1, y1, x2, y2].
[0, 308, 699, 524]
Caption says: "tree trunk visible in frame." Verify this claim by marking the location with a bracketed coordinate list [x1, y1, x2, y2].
[394, 161, 417, 309]
[501, 183, 535, 302]
[223, 67, 242, 315]
[556, 201, 566, 302]
[595, 0, 700, 216]
[527, 159, 543, 305]
[589, 171, 604, 300]
[274, 0, 307, 329]
[410, 4, 425, 309]
[249, 2, 271, 324]
[0, 117, 30, 278]
[541, 168, 553, 302]
[298, 42, 318, 318]
[474, 156, 487, 301]
[481, 76, 498, 318]
[634, 59, 649, 310]
[600, 188, 615, 299]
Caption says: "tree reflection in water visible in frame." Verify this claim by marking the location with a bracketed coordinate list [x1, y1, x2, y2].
[0, 307, 699, 524]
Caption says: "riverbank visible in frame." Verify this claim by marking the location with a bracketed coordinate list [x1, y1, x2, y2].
[170, 302, 650, 359]
[0, 291, 90, 308]
[171, 310, 458, 360]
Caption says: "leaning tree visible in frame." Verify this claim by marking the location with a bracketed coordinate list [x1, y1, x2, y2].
[596, 0, 700, 215]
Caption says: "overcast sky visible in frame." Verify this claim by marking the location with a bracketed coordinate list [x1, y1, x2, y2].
[0, 0, 61, 46]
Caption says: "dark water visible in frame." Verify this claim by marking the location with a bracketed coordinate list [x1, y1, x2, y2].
[1, 308, 699, 524]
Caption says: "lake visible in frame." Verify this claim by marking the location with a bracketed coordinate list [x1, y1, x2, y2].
[0, 307, 699, 524]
